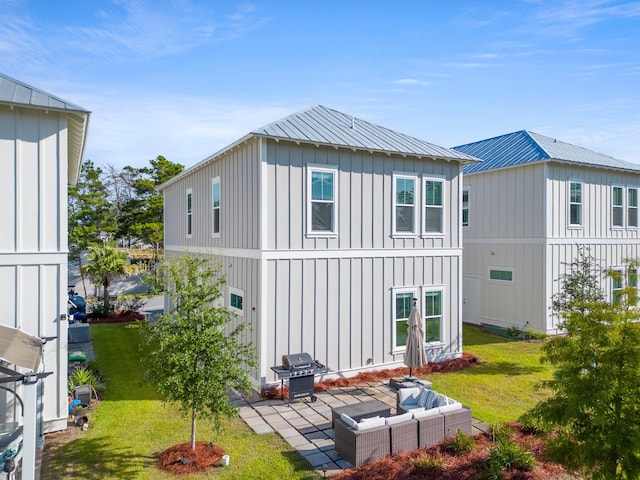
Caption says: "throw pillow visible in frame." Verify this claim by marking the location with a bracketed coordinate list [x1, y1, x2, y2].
[340, 413, 358, 429]
[417, 388, 438, 409]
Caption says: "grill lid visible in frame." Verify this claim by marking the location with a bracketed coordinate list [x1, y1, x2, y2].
[282, 352, 313, 370]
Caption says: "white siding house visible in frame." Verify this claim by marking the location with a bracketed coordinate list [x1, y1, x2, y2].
[454, 130, 640, 334]
[0, 71, 90, 444]
[161, 105, 479, 386]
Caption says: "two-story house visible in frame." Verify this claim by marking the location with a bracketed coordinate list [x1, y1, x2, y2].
[454, 130, 640, 334]
[0, 72, 90, 476]
[160, 105, 479, 385]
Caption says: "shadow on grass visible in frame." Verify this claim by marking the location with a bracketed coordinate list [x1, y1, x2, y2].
[41, 436, 156, 480]
[460, 360, 546, 376]
[280, 450, 324, 479]
[463, 324, 526, 347]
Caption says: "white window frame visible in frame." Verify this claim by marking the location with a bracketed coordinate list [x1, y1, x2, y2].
[568, 180, 583, 227]
[391, 287, 418, 352]
[307, 165, 338, 236]
[186, 188, 193, 237]
[628, 187, 638, 229]
[422, 286, 444, 345]
[488, 267, 515, 283]
[462, 186, 470, 228]
[611, 266, 638, 305]
[211, 177, 221, 237]
[612, 185, 625, 229]
[228, 287, 244, 316]
[392, 173, 418, 236]
[422, 175, 446, 236]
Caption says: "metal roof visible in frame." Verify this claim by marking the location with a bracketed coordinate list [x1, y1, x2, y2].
[456, 130, 640, 174]
[0, 72, 90, 185]
[253, 105, 479, 162]
[160, 105, 480, 189]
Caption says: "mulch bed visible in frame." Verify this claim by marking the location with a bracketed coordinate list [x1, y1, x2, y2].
[157, 441, 225, 475]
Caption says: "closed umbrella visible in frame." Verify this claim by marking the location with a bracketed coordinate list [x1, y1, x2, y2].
[404, 298, 427, 379]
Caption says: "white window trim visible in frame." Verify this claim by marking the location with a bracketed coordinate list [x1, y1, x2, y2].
[462, 186, 470, 229]
[612, 185, 625, 229]
[422, 175, 446, 237]
[422, 285, 445, 346]
[628, 186, 639, 229]
[228, 286, 244, 316]
[306, 164, 338, 237]
[211, 177, 221, 238]
[392, 173, 419, 236]
[391, 287, 418, 353]
[186, 188, 193, 238]
[488, 266, 515, 284]
[610, 266, 638, 304]
[568, 180, 583, 228]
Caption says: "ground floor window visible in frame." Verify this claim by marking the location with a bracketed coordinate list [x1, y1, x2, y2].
[228, 287, 244, 315]
[393, 290, 414, 349]
[424, 289, 443, 343]
[393, 286, 445, 349]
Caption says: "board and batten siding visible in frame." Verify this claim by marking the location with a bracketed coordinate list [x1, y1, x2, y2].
[265, 254, 461, 383]
[546, 163, 640, 239]
[264, 140, 463, 251]
[163, 138, 262, 250]
[0, 105, 71, 432]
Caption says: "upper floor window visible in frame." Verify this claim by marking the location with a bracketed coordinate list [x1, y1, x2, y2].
[424, 289, 443, 343]
[462, 187, 470, 228]
[612, 186, 624, 228]
[186, 189, 192, 237]
[569, 181, 582, 226]
[212, 178, 220, 236]
[424, 178, 444, 234]
[393, 175, 417, 235]
[628, 188, 638, 228]
[308, 166, 337, 234]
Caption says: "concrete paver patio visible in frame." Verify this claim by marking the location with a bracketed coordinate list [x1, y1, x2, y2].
[230, 381, 490, 476]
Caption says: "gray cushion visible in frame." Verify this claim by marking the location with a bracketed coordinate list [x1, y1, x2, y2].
[417, 388, 437, 409]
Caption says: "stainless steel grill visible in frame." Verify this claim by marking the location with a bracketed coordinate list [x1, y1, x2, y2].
[271, 353, 329, 404]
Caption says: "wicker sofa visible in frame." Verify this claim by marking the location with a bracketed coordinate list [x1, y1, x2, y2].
[334, 388, 473, 467]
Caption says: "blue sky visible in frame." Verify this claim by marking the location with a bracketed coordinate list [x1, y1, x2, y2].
[1, 0, 640, 169]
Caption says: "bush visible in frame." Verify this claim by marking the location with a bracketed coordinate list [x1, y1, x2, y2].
[487, 436, 537, 473]
[68, 367, 103, 396]
[116, 295, 145, 314]
[411, 454, 443, 473]
[90, 300, 114, 318]
[447, 429, 476, 454]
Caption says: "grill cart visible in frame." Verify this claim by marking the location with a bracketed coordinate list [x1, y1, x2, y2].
[270, 353, 329, 405]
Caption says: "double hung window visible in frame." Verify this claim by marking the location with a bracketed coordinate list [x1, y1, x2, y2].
[424, 290, 442, 343]
[613, 186, 624, 227]
[424, 178, 444, 234]
[569, 181, 582, 226]
[628, 188, 638, 228]
[186, 189, 192, 236]
[393, 291, 414, 349]
[462, 187, 470, 228]
[212, 178, 220, 235]
[308, 167, 336, 234]
[393, 176, 417, 234]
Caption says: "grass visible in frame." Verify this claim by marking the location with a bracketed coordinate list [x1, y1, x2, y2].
[429, 325, 553, 424]
[42, 323, 321, 480]
[43, 323, 553, 478]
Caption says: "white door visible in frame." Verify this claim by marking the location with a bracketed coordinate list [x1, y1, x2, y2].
[463, 274, 481, 325]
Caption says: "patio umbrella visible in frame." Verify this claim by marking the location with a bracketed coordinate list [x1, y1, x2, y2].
[404, 298, 427, 379]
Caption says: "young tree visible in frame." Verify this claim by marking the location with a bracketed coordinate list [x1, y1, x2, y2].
[140, 255, 256, 451]
[82, 243, 130, 313]
[526, 255, 640, 479]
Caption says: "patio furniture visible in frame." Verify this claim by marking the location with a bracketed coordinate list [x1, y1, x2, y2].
[414, 410, 445, 448]
[331, 399, 391, 427]
[387, 413, 418, 454]
[334, 417, 391, 467]
[442, 405, 473, 437]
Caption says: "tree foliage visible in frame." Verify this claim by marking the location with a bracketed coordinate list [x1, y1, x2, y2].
[82, 243, 130, 313]
[140, 255, 256, 450]
[526, 253, 640, 480]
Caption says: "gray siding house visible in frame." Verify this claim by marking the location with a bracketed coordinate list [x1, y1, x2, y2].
[161, 105, 479, 386]
[0, 72, 89, 474]
[454, 130, 640, 334]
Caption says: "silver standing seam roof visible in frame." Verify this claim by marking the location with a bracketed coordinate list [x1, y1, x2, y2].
[0, 72, 91, 185]
[455, 130, 640, 174]
[160, 105, 480, 189]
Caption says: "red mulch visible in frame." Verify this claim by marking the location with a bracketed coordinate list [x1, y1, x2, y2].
[260, 352, 479, 399]
[86, 312, 145, 323]
[157, 441, 225, 475]
[331, 424, 572, 480]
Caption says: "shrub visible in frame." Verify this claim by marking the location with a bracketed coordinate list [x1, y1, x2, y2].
[116, 295, 146, 314]
[411, 454, 443, 473]
[487, 436, 537, 473]
[447, 429, 476, 454]
[68, 367, 103, 396]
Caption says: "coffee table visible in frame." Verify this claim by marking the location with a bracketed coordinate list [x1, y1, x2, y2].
[331, 399, 391, 427]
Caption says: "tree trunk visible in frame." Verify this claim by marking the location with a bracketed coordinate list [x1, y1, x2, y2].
[190, 408, 197, 450]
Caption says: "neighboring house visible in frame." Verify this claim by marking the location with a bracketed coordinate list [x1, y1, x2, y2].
[454, 130, 640, 334]
[160, 105, 479, 386]
[0, 72, 90, 442]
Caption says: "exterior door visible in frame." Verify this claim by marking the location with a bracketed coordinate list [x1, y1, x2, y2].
[463, 274, 481, 325]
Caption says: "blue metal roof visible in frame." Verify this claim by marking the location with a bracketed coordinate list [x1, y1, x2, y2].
[253, 105, 479, 163]
[0, 72, 89, 113]
[455, 130, 640, 174]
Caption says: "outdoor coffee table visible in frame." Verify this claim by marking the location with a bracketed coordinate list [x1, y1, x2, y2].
[331, 399, 391, 427]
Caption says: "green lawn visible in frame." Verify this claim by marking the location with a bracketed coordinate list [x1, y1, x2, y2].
[43, 323, 552, 478]
[42, 323, 320, 480]
[428, 325, 553, 425]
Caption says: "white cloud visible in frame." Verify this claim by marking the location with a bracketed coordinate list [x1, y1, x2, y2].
[392, 78, 432, 87]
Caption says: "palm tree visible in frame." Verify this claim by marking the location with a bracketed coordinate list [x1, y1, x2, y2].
[83, 243, 130, 313]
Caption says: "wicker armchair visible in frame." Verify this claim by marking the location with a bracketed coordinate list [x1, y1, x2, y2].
[334, 418, 391, 467]
[442, 406, 473, 437]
